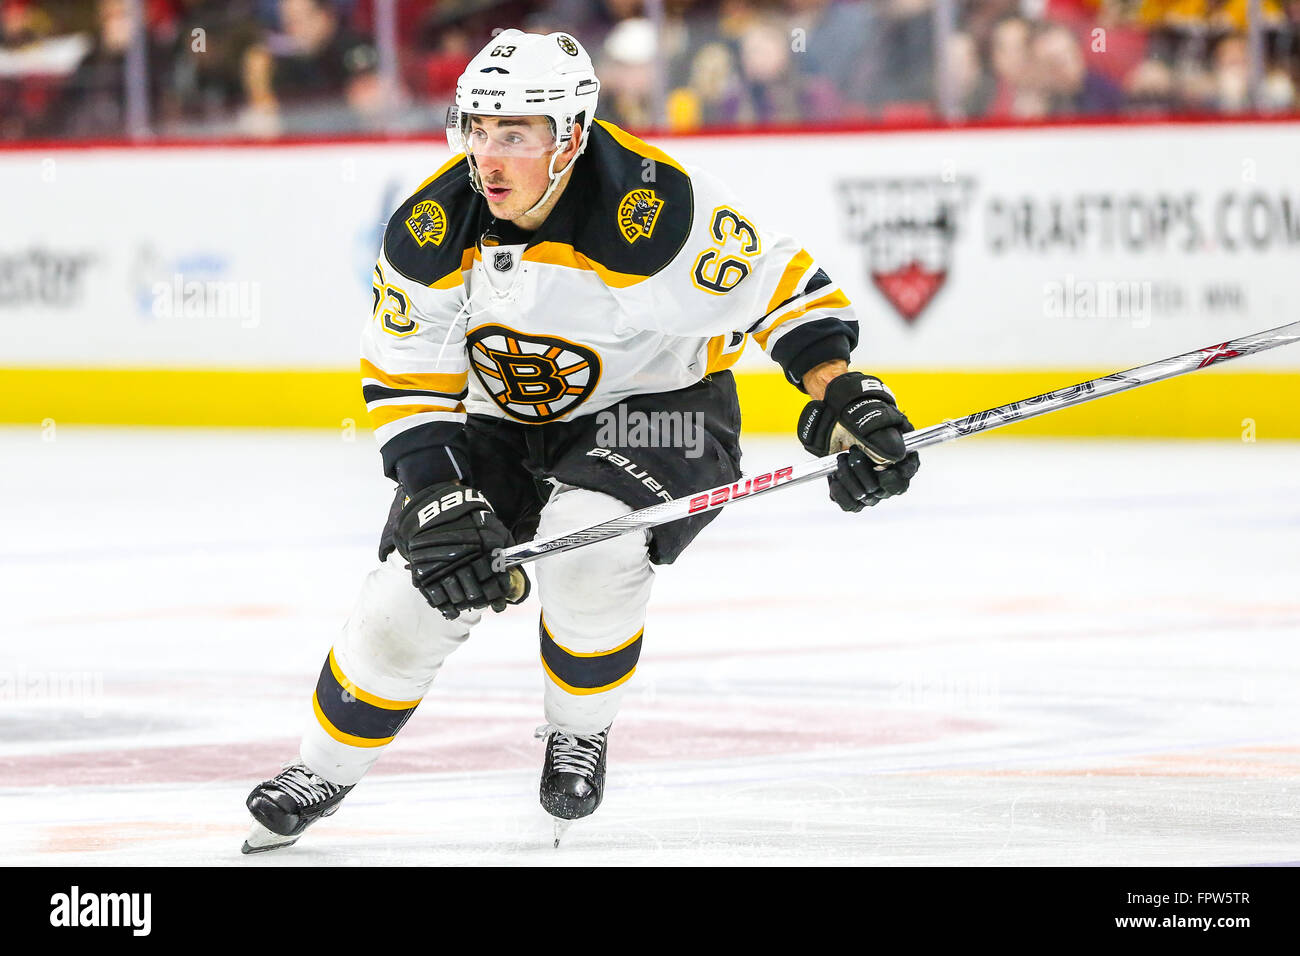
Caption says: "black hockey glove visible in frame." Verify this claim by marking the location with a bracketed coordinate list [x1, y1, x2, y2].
[797, 372, 921, 513]
[392, 482, 530, 620]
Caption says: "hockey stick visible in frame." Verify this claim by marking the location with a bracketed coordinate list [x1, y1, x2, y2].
[494, 321, 1300, 571]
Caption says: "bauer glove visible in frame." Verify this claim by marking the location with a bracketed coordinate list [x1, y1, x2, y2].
[797, 372, 921, 513]
[393, 482, 530, 620]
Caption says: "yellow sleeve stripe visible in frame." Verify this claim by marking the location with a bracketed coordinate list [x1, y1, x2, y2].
[705, 333, 748, 375]
[752, 289, 853, 350]
[595, 120, 688, 176]
[360, 359, 467, 394]
[367, 402, 465, 429]
[327, 647, 421, 710]
[762, 249, 815, 317]
[522, 242, 648, 288]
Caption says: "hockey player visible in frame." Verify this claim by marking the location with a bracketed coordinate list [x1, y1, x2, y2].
[242, 29, 920, 853]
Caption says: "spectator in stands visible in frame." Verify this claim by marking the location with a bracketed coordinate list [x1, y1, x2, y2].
[240, 0, 380, 134]
[1172, 57, 1217, 109]
[536, 0, 645, 56]
[1029, 20, 1126, 114]
[418, 24, 471, 100]
[1210, 31, 1252, 110]
[944, 29, 996, 118]
[166, 0, 263, 124]
[1210, 30, 1296, 109]
[1, 0, 44, 50]
[0, 0, 59, 138]
[736, 11, 804, 123]
[595, 15, 657, 128]
[980, 14, 1037, 118]
[1124, 55, 1178, 111]
[56, 0, 169, 138]
[783, 0, 879, 119]
[870, 0, 935, 111]
[666, 39, 752, 129]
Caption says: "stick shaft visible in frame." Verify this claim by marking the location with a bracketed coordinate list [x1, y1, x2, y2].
[496, 321, 1300, 570]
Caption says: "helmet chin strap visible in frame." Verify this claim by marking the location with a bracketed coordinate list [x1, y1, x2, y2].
[520, 145, 577, 220]
[463, 129, 583, 222]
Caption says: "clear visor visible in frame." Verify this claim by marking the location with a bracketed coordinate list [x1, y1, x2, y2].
[446, 107, 558, 159]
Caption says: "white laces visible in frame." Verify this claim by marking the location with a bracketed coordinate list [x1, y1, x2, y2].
[536, 724, 607, 778]
[267, 763, 343, 806]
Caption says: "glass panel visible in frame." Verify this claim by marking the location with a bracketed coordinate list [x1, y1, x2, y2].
[2, 0, 1296, 144]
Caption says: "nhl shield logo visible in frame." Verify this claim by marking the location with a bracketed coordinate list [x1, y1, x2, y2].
[405, 200, 447, 247]
[493, 250, 514, 271]
[617, 189, 664, 244]
[837, 176, 974, 323]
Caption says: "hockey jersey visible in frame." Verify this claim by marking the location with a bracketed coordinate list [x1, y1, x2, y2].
[363, 119, 858, 486]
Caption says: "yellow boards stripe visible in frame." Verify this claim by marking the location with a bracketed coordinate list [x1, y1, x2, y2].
[733, 369, 1300, 440]
[3, 367, 1298, 438]
[0, 368, 368, 428]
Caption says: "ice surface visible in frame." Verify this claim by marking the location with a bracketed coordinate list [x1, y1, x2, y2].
[1, 427, 1297, 866]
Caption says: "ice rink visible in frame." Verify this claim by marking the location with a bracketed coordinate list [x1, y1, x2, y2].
[1, 426, 1297, 866]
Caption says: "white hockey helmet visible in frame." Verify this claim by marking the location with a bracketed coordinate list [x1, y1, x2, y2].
[448, 30, 601, 215]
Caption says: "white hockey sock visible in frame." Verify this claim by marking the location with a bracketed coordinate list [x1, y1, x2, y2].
[533, 485, 654, 734]
[300, 553, 479, 785]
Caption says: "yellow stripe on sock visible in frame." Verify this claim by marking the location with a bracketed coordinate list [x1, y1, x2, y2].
[540, 616, 644, 658]
[311, 692, 395, 748]
[540, 657, 638, 696]
[327, 648, 421, 711]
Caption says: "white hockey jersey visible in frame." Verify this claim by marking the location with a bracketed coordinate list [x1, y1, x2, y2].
[362, 120, 858, 484]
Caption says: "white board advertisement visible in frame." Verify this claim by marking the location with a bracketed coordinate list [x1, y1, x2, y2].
[1, 122, 1296, 372]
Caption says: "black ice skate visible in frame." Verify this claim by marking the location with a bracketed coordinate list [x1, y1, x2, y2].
[536, 724, 609, 846]
[241, 762, 354, 854]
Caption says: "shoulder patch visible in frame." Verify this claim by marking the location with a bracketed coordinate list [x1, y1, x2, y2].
[566, 121, 693, 281]
[617, 188, 664, 244]
[405, 200, 448, 247]
[383, 155, 481, 288]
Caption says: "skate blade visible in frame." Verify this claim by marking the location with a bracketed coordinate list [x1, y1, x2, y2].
[241, 819, 300, 855]
[552, 818, 574, 848]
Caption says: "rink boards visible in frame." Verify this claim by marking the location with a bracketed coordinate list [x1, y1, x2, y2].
[1, 120, 1297, 437]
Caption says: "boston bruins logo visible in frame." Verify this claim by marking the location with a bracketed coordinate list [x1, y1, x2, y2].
[467, 324, 601, 423]
[556, 35, 579, 56]
[617, 188, 663, 244]
[405, 200, 447, 247]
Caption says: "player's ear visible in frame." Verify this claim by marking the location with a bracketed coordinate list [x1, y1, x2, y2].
[561, 120, 583, 161]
